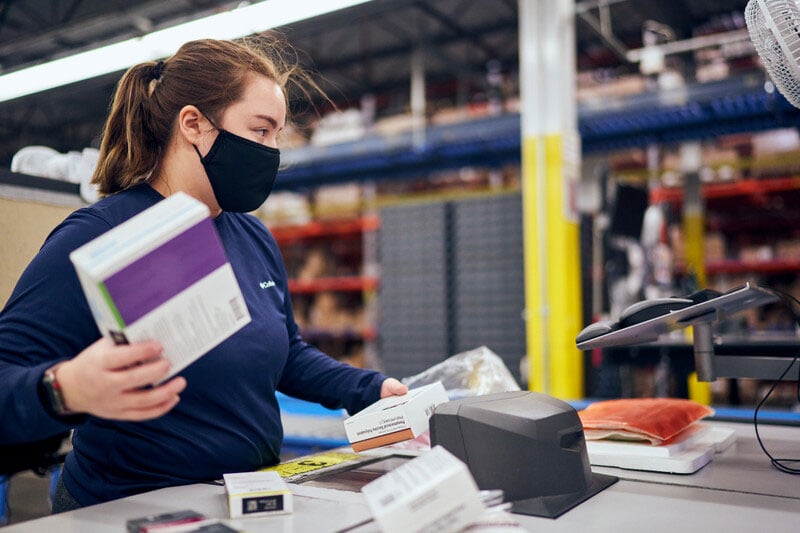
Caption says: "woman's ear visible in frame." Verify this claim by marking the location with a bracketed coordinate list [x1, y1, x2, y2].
[176, 105, 214, 152]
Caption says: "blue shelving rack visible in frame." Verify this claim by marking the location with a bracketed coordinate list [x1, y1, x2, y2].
[275, 73, 800, 191]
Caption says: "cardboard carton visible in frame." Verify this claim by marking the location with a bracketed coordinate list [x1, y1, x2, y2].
[223, 471, 292, 519]
[69, 192, 250, 379]
[344, 381, 448, 452]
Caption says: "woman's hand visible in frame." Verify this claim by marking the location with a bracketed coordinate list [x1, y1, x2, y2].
[379, 377, 408, 398]
[54, 337, 187, 421]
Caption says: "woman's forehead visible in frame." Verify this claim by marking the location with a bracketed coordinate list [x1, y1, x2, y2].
[225, 75, 286, 125]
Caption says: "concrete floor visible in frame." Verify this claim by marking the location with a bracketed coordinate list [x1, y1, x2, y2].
[2, 471, 52, 527]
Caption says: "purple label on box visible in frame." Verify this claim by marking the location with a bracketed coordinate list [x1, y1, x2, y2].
[104, 218, 227, 324]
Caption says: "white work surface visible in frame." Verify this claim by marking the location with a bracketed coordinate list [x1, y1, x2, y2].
[5, 421, 800, 533]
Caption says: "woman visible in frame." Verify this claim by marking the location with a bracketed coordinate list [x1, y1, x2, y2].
[0, 37, 407, 511]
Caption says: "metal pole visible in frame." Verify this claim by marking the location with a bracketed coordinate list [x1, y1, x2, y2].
[692, 321, 716, 382]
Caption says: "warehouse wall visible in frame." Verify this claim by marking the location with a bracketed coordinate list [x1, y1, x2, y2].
[0, 197, 73, 305]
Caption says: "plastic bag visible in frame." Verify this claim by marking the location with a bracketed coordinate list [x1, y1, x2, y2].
[402, 346, 521, 399]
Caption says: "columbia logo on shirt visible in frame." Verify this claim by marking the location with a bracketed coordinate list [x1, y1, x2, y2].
[259, 280, 276, 289]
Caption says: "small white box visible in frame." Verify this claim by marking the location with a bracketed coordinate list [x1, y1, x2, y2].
[361, 445, 484, 533]
[344, 381, 448, 452]
[69, 192, 251, 379]
[223, 471, 292, 518]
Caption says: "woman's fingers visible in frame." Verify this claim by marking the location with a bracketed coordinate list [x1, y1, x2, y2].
[380, 377, 408, 398]
[96, 338, 165, 371]
[114, 357, 173, 389]
[118, 377, 187, 419]
[56, 339, 186, 421]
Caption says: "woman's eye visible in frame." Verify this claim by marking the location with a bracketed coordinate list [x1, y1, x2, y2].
[256, 128, 268, 137]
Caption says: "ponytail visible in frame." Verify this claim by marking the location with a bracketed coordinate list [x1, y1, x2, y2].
[92, 61, 166, 195]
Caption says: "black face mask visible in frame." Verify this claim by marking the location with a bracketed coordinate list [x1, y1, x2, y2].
[194, 128, 280, 213]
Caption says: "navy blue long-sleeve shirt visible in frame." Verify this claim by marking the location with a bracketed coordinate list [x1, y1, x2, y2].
[0, 183, 386, 505]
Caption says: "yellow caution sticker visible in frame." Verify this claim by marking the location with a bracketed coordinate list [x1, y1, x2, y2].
[261, 452, 362, 479]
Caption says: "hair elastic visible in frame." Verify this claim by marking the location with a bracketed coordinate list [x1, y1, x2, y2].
[153, 60, 165, 81]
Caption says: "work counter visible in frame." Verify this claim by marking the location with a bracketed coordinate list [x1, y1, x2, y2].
[4, 420, 799, 532]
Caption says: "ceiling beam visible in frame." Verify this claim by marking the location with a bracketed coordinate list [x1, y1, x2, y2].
[634, 0, 696, 39]
[411, 1, 499, 59]
[577, 10, 630, 63]
[308, 18, 516, 75]
[575, 0, 629, 15]
[0, 1, 16, 40]
[370, 16, 486, 78]
[60, 0, 86, 25]
[12, 1, 49, 29]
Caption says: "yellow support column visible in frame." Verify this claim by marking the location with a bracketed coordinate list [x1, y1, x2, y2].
[681, 143, 707, 288]
[681, 143, 711, 403]
[520, 0, 583, 399]
[521, 136, 547, 392]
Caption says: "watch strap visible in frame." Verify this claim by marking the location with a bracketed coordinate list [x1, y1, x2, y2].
[41, 364, 72, 416]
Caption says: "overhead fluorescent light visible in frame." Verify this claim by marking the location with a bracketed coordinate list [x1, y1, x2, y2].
[0, 0, 372, 103]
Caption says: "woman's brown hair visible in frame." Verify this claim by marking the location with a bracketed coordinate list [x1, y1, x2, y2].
[91, 36, 318, 195]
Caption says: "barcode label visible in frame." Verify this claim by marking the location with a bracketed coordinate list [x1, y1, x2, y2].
[425, 403, 436, 417]
[230, 297, 245, 321]
[242, 494, 283, 514]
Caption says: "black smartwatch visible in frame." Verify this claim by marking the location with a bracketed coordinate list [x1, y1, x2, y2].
[41, 364, 72, 416]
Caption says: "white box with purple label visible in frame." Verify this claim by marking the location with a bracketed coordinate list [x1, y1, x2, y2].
[69, 192, 251, 379]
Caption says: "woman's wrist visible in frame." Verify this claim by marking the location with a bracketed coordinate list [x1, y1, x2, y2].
[40, 362, 77, 416]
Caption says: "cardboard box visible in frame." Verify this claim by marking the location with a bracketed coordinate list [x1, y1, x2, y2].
[344, 381, 448, 452]
[223, 471, 292, 519]
[361, 445, 484, 533]
[69, 192, 251, 379]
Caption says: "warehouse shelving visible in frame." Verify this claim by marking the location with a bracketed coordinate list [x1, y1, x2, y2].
[278, 113, 522, 189]
[270, 214, 380, 367]
[276, 73, 800, 192]
[650, 176, 800, 203]
[287, 276, 379, 294]
[579, 74, 800, 153]
[270, 216, 380, 241]
[705, 259, 800, 275]
[651, 176, 800, 281]
[300, 326, 377, 344]
[0, 168, 80, 194]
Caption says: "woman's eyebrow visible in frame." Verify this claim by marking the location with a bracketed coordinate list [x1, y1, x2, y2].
[254, 114, 281, 129]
